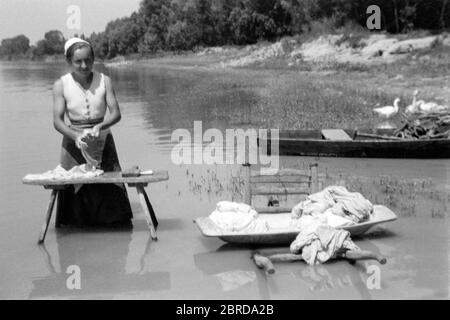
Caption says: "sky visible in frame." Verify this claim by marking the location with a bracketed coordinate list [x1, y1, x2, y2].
[0, 0, 142, 44]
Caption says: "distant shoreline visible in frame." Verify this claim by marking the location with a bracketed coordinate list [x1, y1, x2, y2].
[2, 31, 449, 70]
[0, 54, 66, 63]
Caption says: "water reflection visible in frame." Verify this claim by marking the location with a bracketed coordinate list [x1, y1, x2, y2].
[293, 263, 369, 297]
[0, 62, 66, 92]
[107, 65, 257, 131]
[194, 237, 398, 299]
[29, 229, 170, 299]
[194, 244, 271, 299]
[213, 270, 257, 292]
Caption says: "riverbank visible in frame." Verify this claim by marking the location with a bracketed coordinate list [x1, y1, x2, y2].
[103, 32, 450, 130]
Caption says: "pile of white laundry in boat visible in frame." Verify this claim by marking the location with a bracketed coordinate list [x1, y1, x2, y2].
[209, 201, 269, 233]
[209, 186, 373, 265]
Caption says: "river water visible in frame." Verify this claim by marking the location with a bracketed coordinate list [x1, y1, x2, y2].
[0, 61, 448, 299]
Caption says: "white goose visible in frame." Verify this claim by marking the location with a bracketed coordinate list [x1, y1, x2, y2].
[419, 101, 440, 113]
[407, 89, 449, 113]
[404, 90, 450, 114]
[405, 90, 420, 114]
[373, 98, 400, 118]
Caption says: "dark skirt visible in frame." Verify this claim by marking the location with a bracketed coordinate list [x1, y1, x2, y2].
[56, 132, 133, 227]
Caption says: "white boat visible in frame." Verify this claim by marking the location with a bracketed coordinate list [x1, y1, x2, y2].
[194, 205, 397, 245]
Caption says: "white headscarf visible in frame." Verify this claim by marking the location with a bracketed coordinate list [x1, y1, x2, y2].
[64, 37, 90, 56]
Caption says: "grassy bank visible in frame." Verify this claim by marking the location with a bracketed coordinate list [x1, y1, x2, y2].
[116, 31, 450, 130]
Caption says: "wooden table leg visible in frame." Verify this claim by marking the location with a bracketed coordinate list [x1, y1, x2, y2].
[136, 185, 158, 241]
[55, 189, 62, 228]
[142, 188, 158, 229]
[38, 189, 58, 244]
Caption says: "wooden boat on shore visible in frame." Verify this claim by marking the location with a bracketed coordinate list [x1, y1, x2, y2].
[194, 205, 397, 245]
[258, 129, 450, 158]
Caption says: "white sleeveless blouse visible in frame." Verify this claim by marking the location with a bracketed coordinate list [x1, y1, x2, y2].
[61, 71, 107, 121]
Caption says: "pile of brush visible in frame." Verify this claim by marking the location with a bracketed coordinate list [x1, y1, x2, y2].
[396, 111, 450, 139]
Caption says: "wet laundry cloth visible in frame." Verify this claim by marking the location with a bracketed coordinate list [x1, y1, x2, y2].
[325, 186, 373, 222]
[290, 215, 360, 265]
[215, 201, 254, 213]
[67, 118, 110, 191]
[210, 201, 257, 232]
[209, 201, 269, 233]
[291, 186, 373, 223]
[289, 210, 355, 229]
[24, 164, 104, 194]
[24, 164, 104, 181]
[77, 127, 110, 170]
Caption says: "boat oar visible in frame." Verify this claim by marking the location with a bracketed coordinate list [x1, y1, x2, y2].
[354, 132, 403, 140]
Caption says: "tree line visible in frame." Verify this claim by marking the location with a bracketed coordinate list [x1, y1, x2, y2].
[1, 0, 449, 59]
[0, 30, 65, 58]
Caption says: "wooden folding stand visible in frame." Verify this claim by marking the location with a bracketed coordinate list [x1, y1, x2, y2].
[23, 171, 169, 244]
[243, 163, 323, 214]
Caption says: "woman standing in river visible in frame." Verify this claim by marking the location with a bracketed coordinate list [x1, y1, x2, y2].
[52, 37, 132, 227]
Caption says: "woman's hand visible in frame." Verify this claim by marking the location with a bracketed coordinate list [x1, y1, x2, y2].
[90, 124, 101, 138]
[75, 130, 90, 149]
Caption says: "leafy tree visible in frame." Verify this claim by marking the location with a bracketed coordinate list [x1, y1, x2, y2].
[399, 0, 417, 32]
[214, 0, 238, 45]
[89, 32, 109, 59]
[29, 30, 64, 56]
[268, 0, 292, 37]
[0, 35, 30, 56]
[105, 13, 146, 57]
[194, 0, 217, 46]
[138, 0, 176, 52]
[440, 0, 449, 29]
[138, 31, 161, 54]
[228, 6, 256, 44]
[166, 21, 198, 50]
[415, 0, 449, 30]
[43, 30, 65, 54]
[33, 39, 49, 56]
